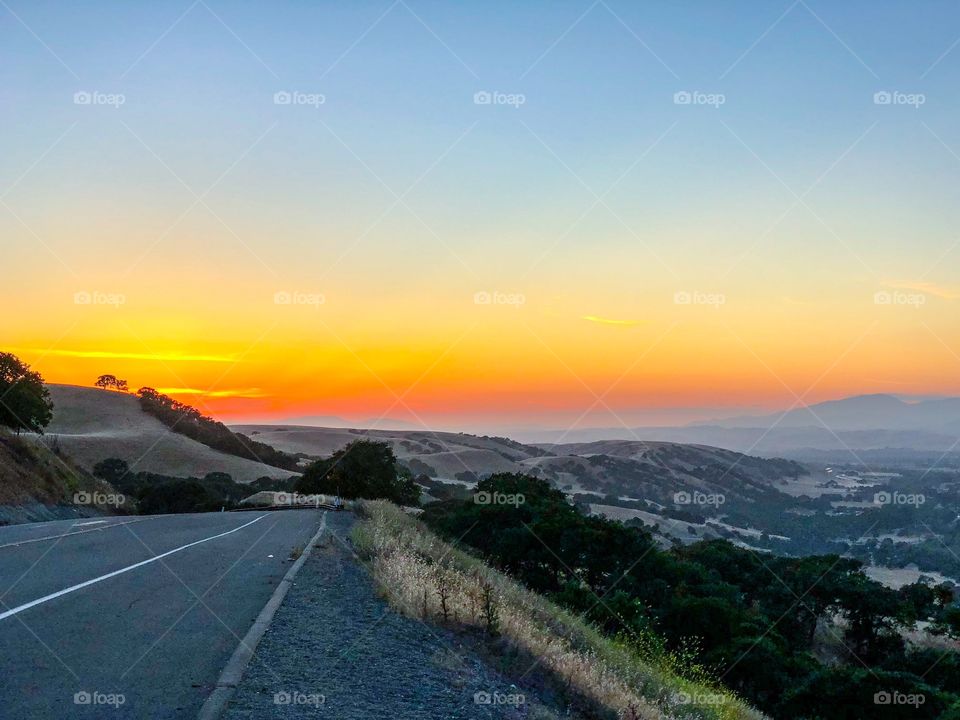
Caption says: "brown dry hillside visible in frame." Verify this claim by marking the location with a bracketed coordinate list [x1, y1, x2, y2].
[230, 425, 544, 479]
[35, 385, 294, 483]
[0, 430, 85, 505]
[233, 424, 804, 509]
[0, 429, 122, 523]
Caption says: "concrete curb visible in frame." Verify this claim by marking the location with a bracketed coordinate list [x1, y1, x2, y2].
[197, 512, 329, 720]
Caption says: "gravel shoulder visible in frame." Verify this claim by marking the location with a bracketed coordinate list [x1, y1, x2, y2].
[222, 511, 534, 719]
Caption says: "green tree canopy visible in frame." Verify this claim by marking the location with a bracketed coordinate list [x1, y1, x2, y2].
[0, 352, 53, 434]
[295, 439, 420, 505]
[93, 457, 131, 485]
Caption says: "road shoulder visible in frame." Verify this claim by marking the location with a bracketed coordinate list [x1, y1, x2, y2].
[219, 511, 532, 719]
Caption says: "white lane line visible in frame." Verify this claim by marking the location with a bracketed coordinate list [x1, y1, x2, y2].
[0, 517, 158, 550]
[73, 520, 107, 527]
[0, 515, 267, 622]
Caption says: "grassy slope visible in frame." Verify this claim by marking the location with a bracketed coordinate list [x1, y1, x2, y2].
[40, 384, 292, 483]
[0, 428, 118, 508]
[352, 500, 766, 720]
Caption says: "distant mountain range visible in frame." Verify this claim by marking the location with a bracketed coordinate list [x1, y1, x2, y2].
[282, 415, 425, 431]
[508, 394, 960, 463]
[230, 393, 960, 464]
[696, 394, 960, 433]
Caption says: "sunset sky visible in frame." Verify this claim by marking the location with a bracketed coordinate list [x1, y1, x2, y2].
[4, 1, 960, 430]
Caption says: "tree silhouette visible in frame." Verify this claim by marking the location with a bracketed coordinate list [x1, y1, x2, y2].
[95, 374, 129, 392]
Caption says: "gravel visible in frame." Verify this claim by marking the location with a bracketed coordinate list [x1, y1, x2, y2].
[222, 511, 533, 719]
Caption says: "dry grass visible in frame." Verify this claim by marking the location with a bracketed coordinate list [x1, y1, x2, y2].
[351, 500, 766, 720]
[36, 384, 292, 483]
[0, 428, 128, 509]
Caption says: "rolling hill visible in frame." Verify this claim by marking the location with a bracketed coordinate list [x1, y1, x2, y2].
[233, 424, 806, 512]
[34, 385, 294, 483]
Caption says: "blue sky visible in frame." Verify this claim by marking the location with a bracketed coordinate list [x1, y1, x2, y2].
[4, 1, 960, 427]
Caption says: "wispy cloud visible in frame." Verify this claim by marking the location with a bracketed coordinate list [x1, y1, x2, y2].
[157, 387, 270, 399]
[582, 315, 642, 327]
[883, 280, 960, 300]
[13, 349, 239, 363]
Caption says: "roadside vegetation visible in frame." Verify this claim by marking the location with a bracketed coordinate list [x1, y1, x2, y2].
[0, 353, 122, 516]
[353, 499, 761, 720]
[0, 429, 127, 512]
[420, 474, 960, 720]
[0, 352, 53, 435]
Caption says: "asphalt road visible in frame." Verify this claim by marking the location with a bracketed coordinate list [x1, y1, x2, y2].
[0, 510, 327, 719]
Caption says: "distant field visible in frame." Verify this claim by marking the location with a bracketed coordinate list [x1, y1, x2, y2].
[588, 503, 716, 544]
[864, 564, 957, 590]
[34, 385, 293, 483]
